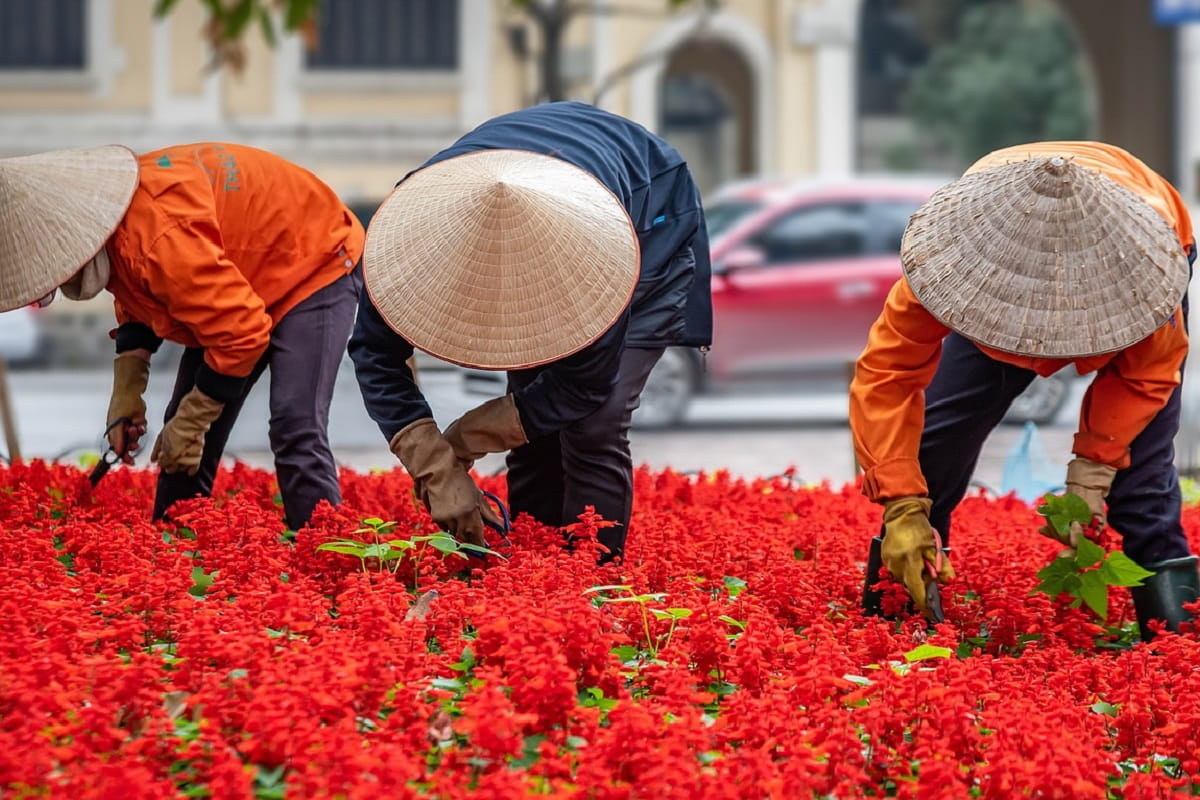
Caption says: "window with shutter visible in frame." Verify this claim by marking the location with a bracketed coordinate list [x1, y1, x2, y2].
[305, 0, 458, 71]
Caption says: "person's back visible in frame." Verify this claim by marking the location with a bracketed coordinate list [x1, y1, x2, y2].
[424, 102, 686, 226]
[113, 142, 362, 325]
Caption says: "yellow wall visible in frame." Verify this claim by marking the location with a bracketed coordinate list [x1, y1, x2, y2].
[0, 0, 818, 181]
[302, 91, 458, 119]
[221, 20, 277, 117]
[169, 2, 209, 96]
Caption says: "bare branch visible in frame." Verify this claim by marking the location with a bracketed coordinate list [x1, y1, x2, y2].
[591, 9, 713, 106]
[565, 2, 710, 18]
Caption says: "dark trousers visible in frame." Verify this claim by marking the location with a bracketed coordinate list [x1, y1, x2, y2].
[919, 328, 1189, 565]
[505, 346, 665, 559]
[153, 269, 362, 530]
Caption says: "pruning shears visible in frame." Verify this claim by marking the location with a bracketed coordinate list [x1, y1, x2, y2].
[924, 528, 946, 625]
[481, 490, 512, 548]
[89, 416, 132, 488]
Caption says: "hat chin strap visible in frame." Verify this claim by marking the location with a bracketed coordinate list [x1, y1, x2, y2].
[60, 246, 111, 301]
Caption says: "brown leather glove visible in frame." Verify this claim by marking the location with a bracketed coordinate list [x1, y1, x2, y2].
[390, 417, 502, 548]
[107, 353, 150, 462]
[1039, 457, 1118, 551]
[151, 387, 225, 476]
[443, 394, 529, 468]
[881, 496, 955, 619]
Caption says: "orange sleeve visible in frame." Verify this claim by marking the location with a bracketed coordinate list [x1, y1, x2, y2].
[849, 279, 951, 502]
[144, 217, 272, 378]
[1073, 310, 1187, 469]
[113, 297, 133, 326]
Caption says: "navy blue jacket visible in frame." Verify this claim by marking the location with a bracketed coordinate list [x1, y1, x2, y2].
[349, 102, 713, 441]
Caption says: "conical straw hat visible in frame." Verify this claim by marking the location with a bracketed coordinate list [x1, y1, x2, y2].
[0, 145, 138, 311]
[901, 156, 1189, 358]
[364, 149, 640, 370]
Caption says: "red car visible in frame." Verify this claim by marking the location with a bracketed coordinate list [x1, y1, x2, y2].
[462, 176, 1072, 428]
[631, 176, 1073, 428]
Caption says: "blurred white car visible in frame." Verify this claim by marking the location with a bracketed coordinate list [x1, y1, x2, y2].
[0, 306, 50, 367]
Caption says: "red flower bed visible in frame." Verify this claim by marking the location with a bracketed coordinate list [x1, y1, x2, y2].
[2, 460, 1200, 798]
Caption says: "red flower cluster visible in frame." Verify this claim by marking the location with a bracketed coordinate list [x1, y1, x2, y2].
[2, 460, 1200, 798]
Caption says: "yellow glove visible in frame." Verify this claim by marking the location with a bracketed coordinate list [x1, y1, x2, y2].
[390, 418, 502, 548]
[151, 387, 225, 476]
[881, 496, 955, 619]
[443, 394, 529, 468]
[1038, 457, 1118, 551]
[107, 353, 150, 463]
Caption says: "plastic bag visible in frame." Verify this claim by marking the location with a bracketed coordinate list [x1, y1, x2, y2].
[1000, 420, 1065, 502]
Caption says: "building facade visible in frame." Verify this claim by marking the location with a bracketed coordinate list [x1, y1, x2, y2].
[1, 0, 1198, 357]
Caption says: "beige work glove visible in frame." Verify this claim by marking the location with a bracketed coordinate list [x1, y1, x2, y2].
[443, 394, 529, 468]
[390, 418, 502, 548]
[1039, 457, 1118, 552]
[107, 353, 151, 463]
[881, 496, 956, 619]
[151, 387, 225, 476]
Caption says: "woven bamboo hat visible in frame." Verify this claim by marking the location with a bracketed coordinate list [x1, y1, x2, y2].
[0, 145, 138, 312]
[364, 149, 640, 370]
[901, 156, 1189, 358]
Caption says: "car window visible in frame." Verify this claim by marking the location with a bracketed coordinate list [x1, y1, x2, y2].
[703, 200, 763, 239]
[866, 199, 924, 253]
[751, 203, 868, 264]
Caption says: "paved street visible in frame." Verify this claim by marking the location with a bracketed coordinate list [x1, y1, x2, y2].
[0, 359, 1085, 496]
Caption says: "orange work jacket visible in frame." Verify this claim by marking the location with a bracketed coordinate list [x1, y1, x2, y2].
[850, 141, 1192, 502]
[106, 143, 365, 378]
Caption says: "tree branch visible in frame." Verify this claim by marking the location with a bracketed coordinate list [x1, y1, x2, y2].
[590, 9, 713, 106]
[565, 1, 712, 18]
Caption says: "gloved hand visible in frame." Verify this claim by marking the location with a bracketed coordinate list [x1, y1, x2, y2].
[880, 496, 955, 619]
[443, 394, 529, 468]
[151, 387, 225, 476]
[390, 417, 502, 547]
[106, 353, 150, 463]
[1039, 457, 1118, 552]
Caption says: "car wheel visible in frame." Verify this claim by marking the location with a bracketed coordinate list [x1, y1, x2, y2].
[632, 348, 696, 430]
[1004, 374, 1071, 425]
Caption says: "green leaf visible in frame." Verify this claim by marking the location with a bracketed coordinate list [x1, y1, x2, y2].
[1091, 700, 1120, 717]
[153, 0, 182, 17]
[1034, 556, 1078, 597]
[722, 575, 747, 598]
[565, 735, 588, 749]
[224, 0, 256, 39]
[188, 566, 215, 598]
[1098, 552, 1156, 587]
[650, 607, 693, 620]
[360, 543, 393, 560]
[1077, 571, 1110, 620]
[430, 677, 464, 692]
[283, 0, 317, 31]
[450, 647, 475, 672]
[903, 644, 952, 662]
[427, 535, 461, 554]
[1037, 492, 1093, 538]
[585, 584, 632, 594]
[362, 517, 385, 527]
[457, 541, 506, 559]
[316, 539, 368, 555]
[717, 615, 746, 631]
[256, 6, 277, 48]
[611, 644, 639, 662]
[1075, 537, 1105, 570]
